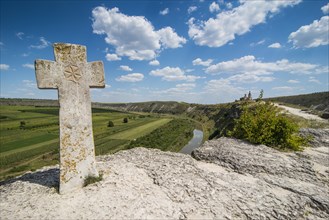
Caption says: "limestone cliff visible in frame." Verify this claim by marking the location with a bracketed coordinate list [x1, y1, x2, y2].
[1, 129, 328, 219]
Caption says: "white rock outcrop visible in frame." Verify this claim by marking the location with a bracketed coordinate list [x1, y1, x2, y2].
[1, 129, 328, 219]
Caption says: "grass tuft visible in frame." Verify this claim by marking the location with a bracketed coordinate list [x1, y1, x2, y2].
[83, 173, 103, 187]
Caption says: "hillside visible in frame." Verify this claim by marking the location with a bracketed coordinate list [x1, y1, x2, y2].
[0, 98, 58, 107]
[266, 91, 329, 113]
[93, 101, 192, 115]
[2, 91, 328, 115]
[1, 92, 328, 140]
[0, 98, 193, 114]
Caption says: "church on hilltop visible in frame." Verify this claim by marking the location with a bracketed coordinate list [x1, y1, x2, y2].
[239, 91, 253, 101]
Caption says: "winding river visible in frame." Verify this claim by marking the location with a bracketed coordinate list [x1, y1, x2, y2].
[180, 129, 204, 155]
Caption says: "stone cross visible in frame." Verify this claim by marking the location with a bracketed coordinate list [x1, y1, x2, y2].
[35, 43, 105, 194]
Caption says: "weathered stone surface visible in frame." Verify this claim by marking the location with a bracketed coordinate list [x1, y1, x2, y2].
[1, 129, 328, 219]
[300, 128, 329, 148]
[35, 43, 105, 194]
[192, 131, 329, 216]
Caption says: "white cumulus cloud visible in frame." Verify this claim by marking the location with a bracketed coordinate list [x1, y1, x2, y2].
[288, 16, 329, 48]
[157, 27, 187, 48]
[204, 78, 244, 101]
[92, 7, 186, 60]
[105, 53, 121, 61]
[315, 66, 329, 74]
[150, 66, 201, 82]
[160, 8, 169, 15]
[22, 63, 34, 69]
[116, 73, 144, 82]
[272, 86, 295, 91]
[0, 64, 10, 70]
[287, 79, 300, 83]
[226, 73, 274, 83]
[188, 0, 301, 47]
[321, 3, 329, 14]
[206, 55, 323, 75]
[30, 37, 50, 49]
[209, 2, 220, 13]
[164, 83, 196, 93]
[188, 6, 197, 14]
[192, 58, 213, 66]
[149, 60, 160, 66]
[22, 80, 37, 88]
[16, 32, 24, 40]
[119, 65, 132, 71]
[226, 2, 233, 9]
[309, 76, 321, 84]
[268, 42, 282, 48]
[250, 39, 266, 47]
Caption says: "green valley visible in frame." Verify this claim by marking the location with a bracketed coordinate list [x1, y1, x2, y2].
[1, 91, 328, 181]
[0, 105, 196, 180]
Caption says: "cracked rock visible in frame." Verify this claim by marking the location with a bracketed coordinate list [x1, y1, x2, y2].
[1, 129, 328, 219]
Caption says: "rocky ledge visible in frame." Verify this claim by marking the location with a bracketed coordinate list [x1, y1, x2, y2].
[1, 129, 328, 219]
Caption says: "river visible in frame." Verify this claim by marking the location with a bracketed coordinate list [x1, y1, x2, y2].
[180, 129, 203, 155]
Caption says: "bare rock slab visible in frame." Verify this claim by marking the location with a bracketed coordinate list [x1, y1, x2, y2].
[192, 133, 329, 216]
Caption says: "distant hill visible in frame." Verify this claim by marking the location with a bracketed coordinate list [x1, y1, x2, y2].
[266, 91, 329, 113]
[1, 92, 328, 140]
[93, 101, 191, 115]
[2, 91, 327, 113]
[1, 91, 328, 122]
[93, 101, 226, 120]
[0, 99, 195, 114]
[0, 98, 220, 116]
[0, 98, 58, 107]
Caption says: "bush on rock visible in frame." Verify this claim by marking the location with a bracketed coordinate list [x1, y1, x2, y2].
[228, 102, 308, 151]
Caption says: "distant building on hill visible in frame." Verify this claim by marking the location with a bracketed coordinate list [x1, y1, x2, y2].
[238, 91, 253, 101]
[247, 91, 252, 100]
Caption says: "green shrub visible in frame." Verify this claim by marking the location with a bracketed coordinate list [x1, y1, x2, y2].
[20, 121, 26, 129]
[83, 173, 103, 187]
[123, 118, 128, 123]
[107, 120, 114, 127]
[228, 102, 307, 150]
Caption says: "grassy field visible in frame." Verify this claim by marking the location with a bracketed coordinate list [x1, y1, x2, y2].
[126, 118, 196, 152]
[0, 105, 175, 180]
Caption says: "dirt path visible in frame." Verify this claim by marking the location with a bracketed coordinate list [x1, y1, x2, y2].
[274, 104, 327, 122]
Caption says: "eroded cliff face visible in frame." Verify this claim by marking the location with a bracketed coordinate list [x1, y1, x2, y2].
[1, 129, 328, 219]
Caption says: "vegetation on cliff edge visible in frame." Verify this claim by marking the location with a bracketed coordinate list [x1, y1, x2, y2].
[228, 102, 308, 151]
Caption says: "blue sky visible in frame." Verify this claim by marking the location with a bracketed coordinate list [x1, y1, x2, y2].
[0, 0, 328, 104]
